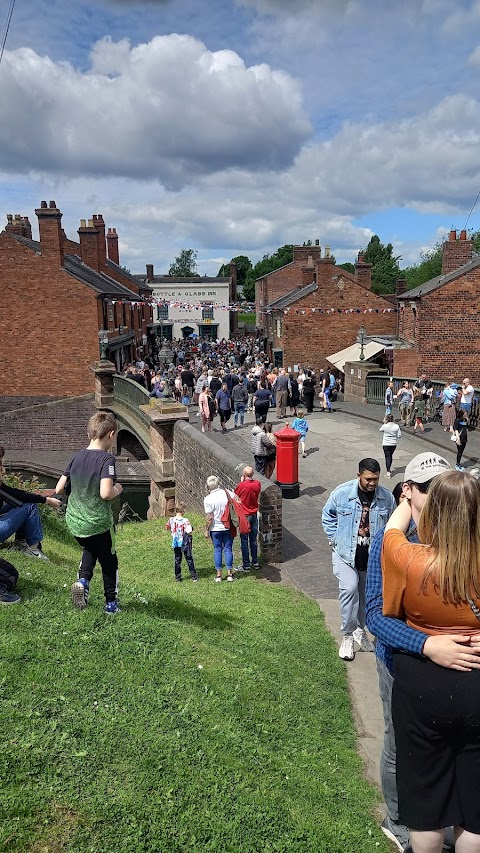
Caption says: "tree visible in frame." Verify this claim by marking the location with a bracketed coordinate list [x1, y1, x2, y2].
[338, 262, 355, 274]
[169, 249, 198, 277]
[217, 255, 253, 297]
[403, 228, 480, 291]
[243, 244, 295, 301]
[360, 235, 402, 294]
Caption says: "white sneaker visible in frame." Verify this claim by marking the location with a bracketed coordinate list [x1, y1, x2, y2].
[226, 575, 234, 582]
[215, 576, 222, 583]
[385, 472, 391, 479]
[353, 627, 375, 652]
[22, 545, 49, 561]
[338, 635, 355, 661]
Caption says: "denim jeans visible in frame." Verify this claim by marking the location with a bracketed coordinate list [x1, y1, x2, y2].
[210, 529, 233, 570]
[376, 658, 401, 824]
[332, 550, 367, 635]
[240, 513, 258, 567]
[0, 503, 44, 546]
[234, 402, 245, 426]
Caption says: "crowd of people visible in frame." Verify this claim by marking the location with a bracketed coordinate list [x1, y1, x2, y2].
[322, 447, 480, 853]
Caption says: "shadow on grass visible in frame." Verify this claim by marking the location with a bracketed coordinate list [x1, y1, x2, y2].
[123, 596, 238, 630]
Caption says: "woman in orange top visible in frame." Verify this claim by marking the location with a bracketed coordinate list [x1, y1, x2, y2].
[382, 470, 480, 853]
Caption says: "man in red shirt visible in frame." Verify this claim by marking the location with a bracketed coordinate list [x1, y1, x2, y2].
[234, 466, 261, 572]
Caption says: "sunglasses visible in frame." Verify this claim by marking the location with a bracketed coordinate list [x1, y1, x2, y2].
[409, 479, 433, 494]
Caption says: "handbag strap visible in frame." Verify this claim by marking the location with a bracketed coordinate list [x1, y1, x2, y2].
[467, 597, 480, 622]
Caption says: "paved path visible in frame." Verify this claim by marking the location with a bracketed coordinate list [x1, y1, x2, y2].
[190, 399, 471, 791]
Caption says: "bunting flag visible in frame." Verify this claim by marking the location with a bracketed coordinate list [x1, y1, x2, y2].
[108, 299, 255, 311]
[262, 306, 398, 315]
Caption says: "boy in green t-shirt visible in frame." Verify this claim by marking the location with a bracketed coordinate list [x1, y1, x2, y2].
[54, 411, 123, 613]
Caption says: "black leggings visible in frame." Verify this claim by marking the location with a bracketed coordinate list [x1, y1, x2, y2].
[383, 445, 396, 472]
[457, 442, 467, 466]
[75, 528, 118, 603]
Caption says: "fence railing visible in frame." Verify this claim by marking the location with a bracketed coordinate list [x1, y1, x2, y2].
[112, 375, 152, 432]
[365, 374, 480, 429]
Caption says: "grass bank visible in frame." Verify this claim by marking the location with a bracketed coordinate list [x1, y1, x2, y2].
[0, 511, 387, 852]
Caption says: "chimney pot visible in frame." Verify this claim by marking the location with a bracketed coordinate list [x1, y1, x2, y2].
[80, 219, 86, 228]
[40, 201, 47, 209]
[49, 200, 56, 209]
[315, 239, 319, 246]
[449, 229, 457, 242]
[88, 218, 95, 228]
[460, 229, 467, 241]
[358, 253, 364, 263]
[7, 214, 12, 223]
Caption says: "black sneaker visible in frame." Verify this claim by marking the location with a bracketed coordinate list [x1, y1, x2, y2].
[0, 585, 21, 605]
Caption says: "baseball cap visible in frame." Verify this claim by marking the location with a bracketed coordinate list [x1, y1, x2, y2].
[404, 452, 451, 484]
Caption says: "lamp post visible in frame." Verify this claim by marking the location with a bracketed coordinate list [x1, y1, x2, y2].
[98, 328, 109, 361]
[358, 323, 366, 362]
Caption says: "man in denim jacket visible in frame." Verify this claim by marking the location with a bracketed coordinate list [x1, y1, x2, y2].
[322, 457, 395, 662]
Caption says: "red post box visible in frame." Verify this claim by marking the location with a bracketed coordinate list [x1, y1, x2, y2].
[275, 423, 301, 499]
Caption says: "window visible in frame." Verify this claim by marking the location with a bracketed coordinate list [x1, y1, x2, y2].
[202, 305, 214, 320]
[276, 318, 282, 338]
[157, 303, 169, 320]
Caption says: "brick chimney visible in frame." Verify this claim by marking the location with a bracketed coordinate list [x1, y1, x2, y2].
[355, 252, 372, 289]
[107, 228, 120, 265]
[441, 228, 473, 275]
[78, 218, 100, 271]
[293, 244, 321, 264]
[145, 263, 154, 282]
[92, 214, 107, 270]
[301, 254, 316, 285]
[229, 261, 237, 302]
[35, 200, 64, 267]
[396, 278, 408, 296]
[5, 214, 32, 239]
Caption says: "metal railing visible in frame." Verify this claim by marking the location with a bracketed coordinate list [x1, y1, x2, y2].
[112, 375, 152, 431]
[365, 374, 480, 429]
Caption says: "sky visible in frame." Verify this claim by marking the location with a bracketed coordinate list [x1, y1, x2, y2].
[2, 0, 480, 276]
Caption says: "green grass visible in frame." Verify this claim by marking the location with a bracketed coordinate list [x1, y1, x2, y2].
[0, 512, 388, 852]
[238, 312, 256, 326]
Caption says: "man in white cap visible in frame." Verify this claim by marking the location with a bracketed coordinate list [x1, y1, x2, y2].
[366, 452, 477, 852]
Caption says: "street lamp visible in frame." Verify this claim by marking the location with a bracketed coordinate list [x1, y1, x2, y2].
[358, 323, 366, 362]
[98, 328, 109, 361]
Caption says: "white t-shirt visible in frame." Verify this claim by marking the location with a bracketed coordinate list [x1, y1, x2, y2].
[379, 423, 402, 446]
[461, 385, 474, 405]
[204, 488, 233, 531]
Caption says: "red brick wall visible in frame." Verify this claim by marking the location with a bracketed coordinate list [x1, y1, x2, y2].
[398, 302, 416, 344]
[442, 232, 473, 275]
[274, 260, 396, 374]
[412, 270, 480, 382]
[0, 232, 100, 396]
[393, 349, 421, 377]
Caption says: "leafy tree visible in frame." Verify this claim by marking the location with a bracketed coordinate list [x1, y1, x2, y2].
[403, 228, 480, 291]
[338, 262, 355, 274]
[360, 235, 402, 294]
[243, 244, 295, 301]
[217, 255, 253, 296]
[169, 248, 198, 276]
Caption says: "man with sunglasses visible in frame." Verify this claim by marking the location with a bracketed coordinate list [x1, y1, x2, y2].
[366, 452, 477, 852]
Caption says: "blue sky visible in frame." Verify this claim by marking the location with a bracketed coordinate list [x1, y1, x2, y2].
[2, 0, 480, 274]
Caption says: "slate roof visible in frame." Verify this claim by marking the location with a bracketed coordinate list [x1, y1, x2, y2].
[106, 259, 152, 292]
[133, 274, 230, 285]
[399, 254, 480, 300]
[9, 233, 142, 299]
[267, 281, 317, 310]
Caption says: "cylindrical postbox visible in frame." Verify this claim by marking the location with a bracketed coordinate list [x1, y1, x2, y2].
[275, 424, 301, 499]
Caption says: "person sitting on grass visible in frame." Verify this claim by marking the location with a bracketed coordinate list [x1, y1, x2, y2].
[0, 444, 61, 560]
[292, 409, 309, 458]
[166, 501, 199, 582]
[54, 411, 123, 614]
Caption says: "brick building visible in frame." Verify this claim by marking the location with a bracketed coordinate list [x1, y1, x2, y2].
[257, 244, 397, 374]
[394, 229, 480, 381]
[0, 202, 154, 398]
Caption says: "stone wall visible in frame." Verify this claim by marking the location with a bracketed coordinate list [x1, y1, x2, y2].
[174, 420, 283, 563]
[1, 395, 96, 450]
[343, 361, 387, 403]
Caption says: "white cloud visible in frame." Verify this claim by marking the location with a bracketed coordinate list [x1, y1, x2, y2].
[0, 35, 311, 188]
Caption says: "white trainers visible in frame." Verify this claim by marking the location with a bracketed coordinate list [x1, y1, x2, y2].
[338, 634, 355, 661]
[353, 627, 375, 653]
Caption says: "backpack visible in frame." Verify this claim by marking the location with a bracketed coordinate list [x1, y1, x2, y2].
[207, 397, 216, 420]
[0, 558, 19, 592]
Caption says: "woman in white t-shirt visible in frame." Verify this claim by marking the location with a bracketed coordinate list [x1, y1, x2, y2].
[379, 414, 402, 479]
[203, 475, 236, 582]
